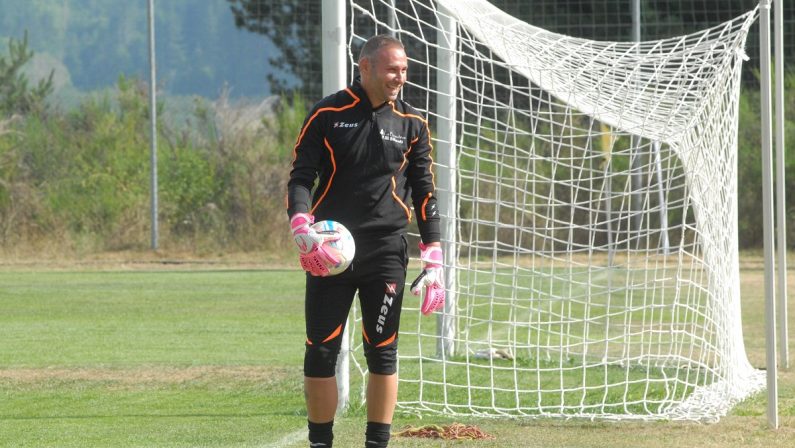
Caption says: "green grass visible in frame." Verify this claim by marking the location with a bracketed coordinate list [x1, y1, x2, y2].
[0, 269, 308, 447]
[1, 372, 302, 446]
[393, 356, 705, 417]
[389, 264, 716, 417]
[0, 264, 792, 447]
[0, 271, 303, 367]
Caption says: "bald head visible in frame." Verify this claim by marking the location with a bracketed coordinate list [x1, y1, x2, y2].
[358, 34, 405, 64]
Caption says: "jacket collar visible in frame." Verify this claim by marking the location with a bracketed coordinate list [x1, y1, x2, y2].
[351, 76, 392, 112]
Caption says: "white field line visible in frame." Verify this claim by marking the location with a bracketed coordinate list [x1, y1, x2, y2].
[262, 428, 305, 448]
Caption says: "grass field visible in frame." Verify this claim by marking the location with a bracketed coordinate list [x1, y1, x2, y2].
[0, 258, 793, 447]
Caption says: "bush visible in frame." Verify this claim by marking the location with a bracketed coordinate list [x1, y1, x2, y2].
[737, 70, 795, 248]
[0, 75, 306, 255]
[0, 31, 791, 256]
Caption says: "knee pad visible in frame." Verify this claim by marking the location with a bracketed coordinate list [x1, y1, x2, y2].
[363, 340, 398, 375]
[304, 343, 340, 378]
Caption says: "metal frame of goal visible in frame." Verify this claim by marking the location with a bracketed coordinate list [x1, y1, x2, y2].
[321, 0, 787, 427]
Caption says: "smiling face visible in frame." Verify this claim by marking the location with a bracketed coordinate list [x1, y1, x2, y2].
[359, 44, 408, 107]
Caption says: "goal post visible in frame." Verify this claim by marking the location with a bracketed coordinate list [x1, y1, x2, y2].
[330, 0, 781, 422]
[321, 0, 350, 414]
[773, 0, 789, 372]
[435, 2, 458, 359]
[759, 0, 779, 429]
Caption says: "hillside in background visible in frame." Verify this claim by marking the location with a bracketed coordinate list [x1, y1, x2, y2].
[0, 0, 285, 100]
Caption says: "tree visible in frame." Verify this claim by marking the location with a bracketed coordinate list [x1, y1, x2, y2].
[0, 31, 53, 116]
[227, 0, 322, 100]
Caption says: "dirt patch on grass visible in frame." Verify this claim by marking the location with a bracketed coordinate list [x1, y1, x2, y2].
[0, 365, 297, 385]
[5, 250, 790, 272]
[0, 249, 296, 271]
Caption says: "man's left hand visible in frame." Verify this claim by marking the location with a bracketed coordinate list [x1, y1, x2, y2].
[410, 243, 445, 315]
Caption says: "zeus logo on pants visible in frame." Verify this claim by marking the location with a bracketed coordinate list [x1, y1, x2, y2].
[376, 283, 396, 334]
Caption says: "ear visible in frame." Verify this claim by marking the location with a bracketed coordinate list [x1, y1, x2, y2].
[359, 57, 370, 76]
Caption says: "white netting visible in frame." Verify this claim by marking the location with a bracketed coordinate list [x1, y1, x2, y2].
[342, 0, 765, 421]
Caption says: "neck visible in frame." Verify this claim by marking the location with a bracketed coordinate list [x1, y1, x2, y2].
[358, 81, 387, 109]
[365, 91, 387, 109]
[370, 99, 388, 109]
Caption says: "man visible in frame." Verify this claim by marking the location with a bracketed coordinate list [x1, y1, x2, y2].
[286, 34, 445, 448]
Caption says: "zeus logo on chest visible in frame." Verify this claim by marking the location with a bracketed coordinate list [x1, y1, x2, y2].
[333, 121, 358, 128]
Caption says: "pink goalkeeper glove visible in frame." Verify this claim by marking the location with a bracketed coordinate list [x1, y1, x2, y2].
[410, 243, 445, 315]
[290, 213, 339, 277]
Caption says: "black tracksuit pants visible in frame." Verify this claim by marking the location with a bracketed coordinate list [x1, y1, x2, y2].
[303, 232, 408, 377]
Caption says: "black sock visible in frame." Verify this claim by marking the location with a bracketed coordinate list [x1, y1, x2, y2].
[365, 421, 391, 448]
[308, 420, 334, 448]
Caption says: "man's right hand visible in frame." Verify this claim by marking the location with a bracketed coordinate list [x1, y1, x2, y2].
[290, 213, 340, 276]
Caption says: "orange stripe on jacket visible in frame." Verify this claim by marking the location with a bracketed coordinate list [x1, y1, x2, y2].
[286, 88, 359, 211]
[398, 137, 419, 171]
[390, 103, 437, 191]
[388, 135, 423, 223]
[310, 138, 337, 214]
[391, 176, 412, 221]
[424, 125, 437, 190]
[390, 102, 428, 124]
[421, 192, 432, 221]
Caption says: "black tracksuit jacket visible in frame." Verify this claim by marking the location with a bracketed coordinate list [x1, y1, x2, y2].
[286, 79, 440, 244]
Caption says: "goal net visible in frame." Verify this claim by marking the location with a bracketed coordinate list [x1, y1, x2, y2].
[343, 0, 765, 421]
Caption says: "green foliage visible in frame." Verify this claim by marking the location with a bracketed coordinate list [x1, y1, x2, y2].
[0, 68, 304, 253]
[0, 31, 53, 116]
[737, 69, 795, 248]
[0, 24, 792, 254]
[452, 74, 795, 252]
[160, 141, 222, 236]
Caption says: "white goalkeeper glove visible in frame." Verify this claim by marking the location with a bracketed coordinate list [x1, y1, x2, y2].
[289, 213, 339, 277]
[410, 243, 445, 315]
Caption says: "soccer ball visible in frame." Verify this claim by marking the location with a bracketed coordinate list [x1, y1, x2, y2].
[311, 220, 356, 276]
